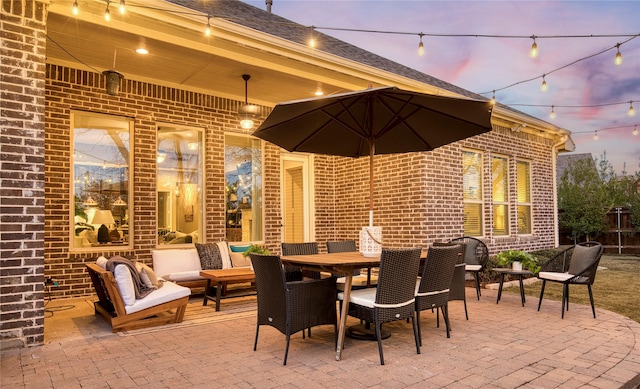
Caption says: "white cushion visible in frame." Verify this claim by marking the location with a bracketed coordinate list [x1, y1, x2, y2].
[162, 271, 205, 282]
[538, 271, 574, 282]
[96, 256, 108, 269]
[465, 264, 482, 271]
[152, 248, 202, 278]
[113, 265, 136, 306]
[124, 281, 191, 315]
[338, 288, 414, 309]
[216, 242, 233, 269]
[336, 275, 378, 291]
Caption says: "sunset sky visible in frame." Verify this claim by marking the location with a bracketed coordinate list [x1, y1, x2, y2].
[242, 0, 639, 175]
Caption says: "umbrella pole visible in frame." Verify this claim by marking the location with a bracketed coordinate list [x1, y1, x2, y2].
[369, 143, 374, 227]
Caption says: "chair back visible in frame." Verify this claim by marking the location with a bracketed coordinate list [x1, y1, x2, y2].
[417, 246, 459, 303]
[375, 248, 422, 308]
[281, 242, 319, 280]
[326, 240, 357, 253]
[567, 241, 603, 284]
[450, 236, 488, 267]
[249, 254, 287, 329]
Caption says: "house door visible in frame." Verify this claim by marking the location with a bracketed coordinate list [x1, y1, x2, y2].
[280, 154, 314, 243]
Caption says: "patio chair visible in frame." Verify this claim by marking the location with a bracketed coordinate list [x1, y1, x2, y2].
[327, 240, 377, 290]
[450, 237, 489, 300]
[537, 242, 603, 319]
[434, 242, 469, 320]
[415, 245, 459, 343]
[281, 242, 321, 280]
[337, 248, 422, 365]
[250, 253, 337, 365]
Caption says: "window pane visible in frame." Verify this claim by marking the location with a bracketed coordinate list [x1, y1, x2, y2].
[463, 151, 482, 201]
[464, 203, 483, 236]
[157, 126, 203, 245]
[73, 113, 131, 248]
[493, 204, 509, 235]
[491, 156, 508, 202]
[225, 134, 263, 242]
[518, 205, 531, 234]
[517, 161, 531, 203]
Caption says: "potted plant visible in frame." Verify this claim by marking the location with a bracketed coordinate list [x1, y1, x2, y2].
[496, 250, 541, 274]
[242, 244, 271, 257]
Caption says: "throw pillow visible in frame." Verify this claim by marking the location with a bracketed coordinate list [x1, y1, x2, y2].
[96, 256, 108, 269]
[229, 244, 251, 253]
[567, 244, 601, 275]
[113, 264, 136, 306]
[134, 262, 159, 288]
[230, 252, 251, 267]
[195, 243, 223, 270]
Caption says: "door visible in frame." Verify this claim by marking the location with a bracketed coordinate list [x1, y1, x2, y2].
[281, 153, 313, 243]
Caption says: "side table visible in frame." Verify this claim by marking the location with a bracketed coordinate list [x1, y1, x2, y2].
[494, 268, 533, 307]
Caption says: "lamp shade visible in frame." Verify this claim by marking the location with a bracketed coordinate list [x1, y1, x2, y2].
[91, 210, 115, 226]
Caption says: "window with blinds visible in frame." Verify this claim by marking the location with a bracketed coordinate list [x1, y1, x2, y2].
[492, 155, 509, 235]
[463, 150, 483, 236]
[517, 160, 532, 234]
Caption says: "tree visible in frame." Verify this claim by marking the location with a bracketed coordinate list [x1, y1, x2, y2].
[558, 157, 613, 242]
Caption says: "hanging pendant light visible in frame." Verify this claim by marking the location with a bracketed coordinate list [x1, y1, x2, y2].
[238, 74, 258, 130]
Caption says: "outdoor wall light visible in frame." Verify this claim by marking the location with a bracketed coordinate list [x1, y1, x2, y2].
[103, 69, 124, 96]
[239, 74, 258, 129]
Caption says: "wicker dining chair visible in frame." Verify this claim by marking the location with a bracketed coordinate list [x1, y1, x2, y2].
[250, 253, 337, 365]
[337, 248, 422, 365]
[281, 242, 320, 281]
[537, 241, 603, 318]
[450, 237, 488, 300]
[415, 245, 459, 342]
[327, 240, 377, 291]
[433, 241, 469, 320]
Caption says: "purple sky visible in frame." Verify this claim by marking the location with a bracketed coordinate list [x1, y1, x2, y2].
[242, 0, 640, 175]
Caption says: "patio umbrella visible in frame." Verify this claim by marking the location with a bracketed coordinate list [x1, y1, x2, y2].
[253, 86, 494, 227]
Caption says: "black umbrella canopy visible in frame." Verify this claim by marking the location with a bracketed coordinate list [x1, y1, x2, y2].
[253, 86, 493, 219]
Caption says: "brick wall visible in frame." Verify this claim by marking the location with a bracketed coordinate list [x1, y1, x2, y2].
[1, 0, 47, 348]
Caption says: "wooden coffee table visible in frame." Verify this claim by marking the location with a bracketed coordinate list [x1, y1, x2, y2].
[199, 268, 256, 311]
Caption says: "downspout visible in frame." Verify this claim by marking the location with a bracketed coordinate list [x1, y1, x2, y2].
[551, 135, 568, 247]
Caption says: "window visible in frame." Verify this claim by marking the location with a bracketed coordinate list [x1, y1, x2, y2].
[72, 112, 132, 249]
[517, 160, 532, 234]
[463, 150, 483, 236]
[225, 134, 263, 242]
[491, 155, 509, 235]
[157, 125, 203, 245]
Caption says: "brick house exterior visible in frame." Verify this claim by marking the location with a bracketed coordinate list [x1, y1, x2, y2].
[1, 0, 572, 348]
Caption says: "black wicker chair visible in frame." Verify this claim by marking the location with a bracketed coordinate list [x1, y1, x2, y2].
[537, 242, 603, 319]
[337, 248, 422, 365]
[433, 242, 468, 320]
[250, 253, 337, 365]
[415, 245, 459, 342]
[450, 237, 488, 300]
[327, 240, 377, 290]
[281, 242, 321, 281]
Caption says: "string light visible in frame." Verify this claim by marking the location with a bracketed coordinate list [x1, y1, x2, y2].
[119, 0, 126, 15]
[490, 91, 496, 105]
[549, 105, 556, 119]
[417, 33, 425, 56]
[104, 1, 111, 22]
[308, 27, 317, 48]
[594, 130, 599, 140]
[530, 36, 538, 58]
[633, 125, 638, 136]
[205, 14, 211, 36]
[72, 0, 79, 15]
[629, 101, 635, 116]
[614, 44, 622, 65]
[540, 75, 548, 92]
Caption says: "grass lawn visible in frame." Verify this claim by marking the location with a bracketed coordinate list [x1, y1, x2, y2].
[501, 254, 640, 323]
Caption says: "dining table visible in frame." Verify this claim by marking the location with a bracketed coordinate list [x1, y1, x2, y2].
[280, 249, 426, 361]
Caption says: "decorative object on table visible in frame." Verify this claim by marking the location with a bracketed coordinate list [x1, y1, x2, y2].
[253, 87, 493, 258]
[537, 242, 603, 318]
[91, 210, 115, 244]
[496, 249, 541, 275]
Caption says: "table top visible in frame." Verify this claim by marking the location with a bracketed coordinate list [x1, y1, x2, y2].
[280, 251, 381, 269]
[493, 268, 533, 275]
[199, 268, 255, 281]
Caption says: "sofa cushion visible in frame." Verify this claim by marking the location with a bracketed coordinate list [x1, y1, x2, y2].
[161, 270, 204, 282]
[229, 244, 251, 253]
[124, 280, 191, 315]
[195, 243, 223, 270]
[96, 256, 108, 269]
[230, 252, 252, 268]
[113, 264, 136, 306]
[135, 262, 160, 288]
[216, 242, 232, 269]
[152, 248, 202, 279]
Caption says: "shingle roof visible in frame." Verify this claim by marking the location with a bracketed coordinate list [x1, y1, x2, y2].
[556, 153, 594, 182]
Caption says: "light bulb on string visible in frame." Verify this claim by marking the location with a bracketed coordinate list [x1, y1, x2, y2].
[205, 15, 211, 36]
[629, 101, 635, 116]
[594, 131, 599, 140]
[530, 36, 538, 58]
[614, 44, 622, 65]
[490, 91, 496, 106]
[417, 33, 425, 56]
[633, 125, 638, 136]
[119, 0, 125, 14]
[549, 105, 556, 119]
[308, 27, 317, 48]
[104, 1, 111, 21]
[540, 75, 548, 92]
[72, 0, 79, 15]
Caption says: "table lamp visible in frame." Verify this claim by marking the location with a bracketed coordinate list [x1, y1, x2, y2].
[92, 210, 115, 244]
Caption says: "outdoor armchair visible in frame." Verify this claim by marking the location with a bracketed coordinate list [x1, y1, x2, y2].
[450, 237, 489, 300]
[434, 242, 469, 320]
[537, 241, 603, 318]
[250, 253, 337, 365]
[337, 248, 422, 365]
[415, 245, 459, 342]
[281, 242, 321, 280]
[327, 240, 377, 290]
